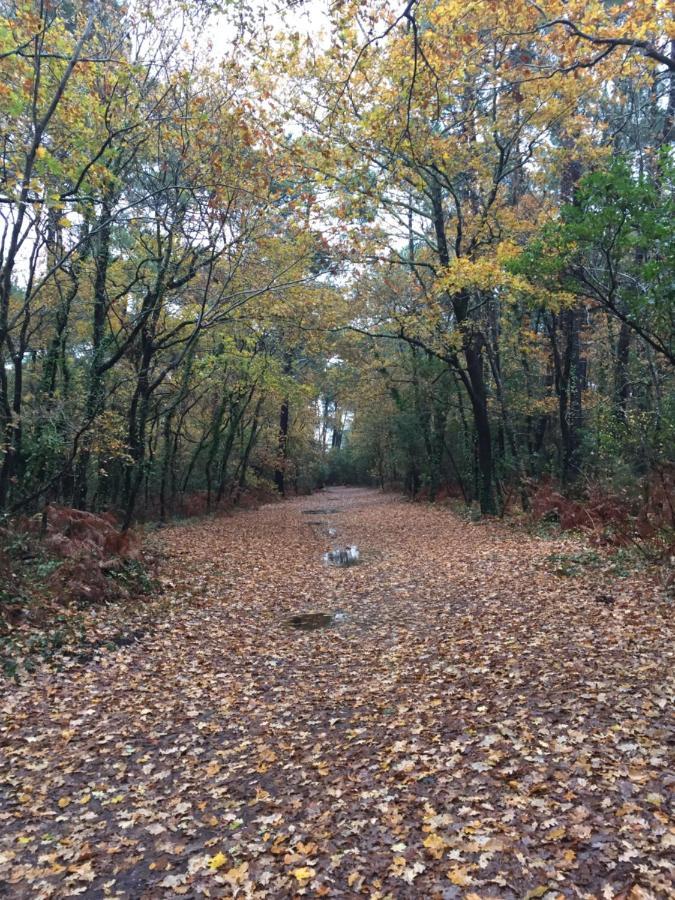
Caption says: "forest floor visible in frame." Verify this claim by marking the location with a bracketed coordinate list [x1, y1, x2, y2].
[1, 487, 673, 899]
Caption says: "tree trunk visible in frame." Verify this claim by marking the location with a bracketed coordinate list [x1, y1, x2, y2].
[74, 202, 112, 508]
[463, 332, 497, 514]
[274, 398, 289, 496]
[562, 307, 584, 485]
[614, 319, 631, 424]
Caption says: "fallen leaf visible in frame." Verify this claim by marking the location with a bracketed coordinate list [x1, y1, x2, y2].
[292, 866, 316, 884]
[423, 832, 448, 858]
[447, 866, 472, 886]
[208, 851, 227, 870]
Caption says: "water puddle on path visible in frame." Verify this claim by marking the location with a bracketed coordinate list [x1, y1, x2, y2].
[305, 519, 339, 538]
[323, 546, 360, 567]
[287, 613, 330, 630]
[286, 611, 348, 630]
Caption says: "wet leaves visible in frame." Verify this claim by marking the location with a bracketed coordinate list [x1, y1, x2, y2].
[0, 488, 673, 897]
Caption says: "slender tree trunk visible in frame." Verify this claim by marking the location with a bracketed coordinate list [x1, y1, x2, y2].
[235, 396, 265, 494]
[562, 307, 584, 485]
[463, 332, 497, 514]
[215, 412, 240, 504]
[159, 412, 174, 522]
[614, 320, 631, 424]
[430, 178, 496, 513]
[122, 340, 153, 530]
[74, 202, 112, 508]
[274, 398, 289, 496]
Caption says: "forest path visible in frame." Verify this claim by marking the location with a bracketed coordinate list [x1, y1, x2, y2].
[1, 488, 673, 898]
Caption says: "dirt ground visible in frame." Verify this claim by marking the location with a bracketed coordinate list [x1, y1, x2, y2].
[1, 487, 673, 898]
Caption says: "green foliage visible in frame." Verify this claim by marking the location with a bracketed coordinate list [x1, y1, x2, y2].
[1, 616, 86, 682]
[513, 155, 675, 364]
[545, 549, 602, 577]
[324, 446, 374, 486]
[545, 546, 647, 579]
[0, 0, 672, 537]
[104, 559, 157, 596]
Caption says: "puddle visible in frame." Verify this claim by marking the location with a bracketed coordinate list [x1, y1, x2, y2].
[306, 520, 338, 538]
[324, 546, 360, 567]
[287, 612, 334, 630]
[286, 611, 348, 630]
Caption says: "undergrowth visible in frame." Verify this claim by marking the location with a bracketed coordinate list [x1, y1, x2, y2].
[0, 512, 158, 681]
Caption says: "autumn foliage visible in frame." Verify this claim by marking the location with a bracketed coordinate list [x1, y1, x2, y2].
[2, 489, 673, 896]
[0, 3, 673, 895]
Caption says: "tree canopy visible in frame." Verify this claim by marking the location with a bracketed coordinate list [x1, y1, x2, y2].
[0, 0, 673, 523]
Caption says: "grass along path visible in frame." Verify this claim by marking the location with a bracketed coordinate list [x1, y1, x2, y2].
[1, 487, 673, 898]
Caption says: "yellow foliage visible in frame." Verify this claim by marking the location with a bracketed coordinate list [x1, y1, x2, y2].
[207, 852, 227, 870]
[291, 866, 316, 883]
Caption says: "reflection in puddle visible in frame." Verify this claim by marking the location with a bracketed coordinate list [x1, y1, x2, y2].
[324, 546, 360, 567]
[286, 611, 349, 630]
[287, 612, 334, 630]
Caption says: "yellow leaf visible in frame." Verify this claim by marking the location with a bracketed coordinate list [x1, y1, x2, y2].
[390, 856, 406, 876]
[208, 851, 227, 870]
[292, 866, 316, 884]
[57, 797, 71, 809]
[447, 866, 472, 886]
[224, 861, 249, 885]
[423, 832, 447, 858]
[524, 887, 550, 900]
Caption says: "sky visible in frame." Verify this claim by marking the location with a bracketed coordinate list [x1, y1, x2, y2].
[201, 0, 331, 63]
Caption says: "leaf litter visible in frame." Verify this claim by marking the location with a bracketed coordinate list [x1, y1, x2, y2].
[1, 487, 673, 898]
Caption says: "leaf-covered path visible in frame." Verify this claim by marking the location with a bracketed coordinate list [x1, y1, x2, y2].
[2, 488, 673, 898]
